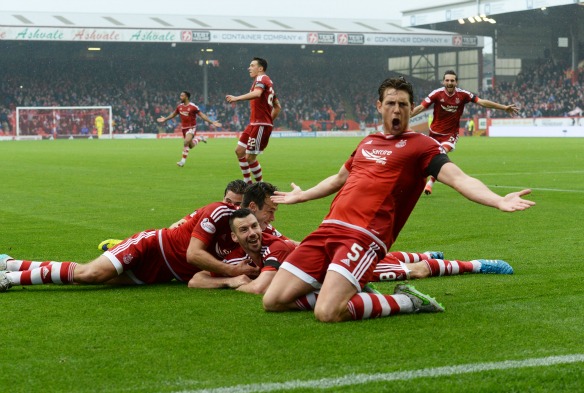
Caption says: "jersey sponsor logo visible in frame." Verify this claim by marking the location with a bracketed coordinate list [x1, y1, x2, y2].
[215, 243, 232, 257]
[396, 139, 407, 148]
[440, 104, 458, 113]
[361, 148, 392, 165]
[123, 254, 133, 265]
[200, 218, 216, 234]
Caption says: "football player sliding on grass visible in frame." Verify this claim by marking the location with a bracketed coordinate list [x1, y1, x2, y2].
[262, 77, 534, 322]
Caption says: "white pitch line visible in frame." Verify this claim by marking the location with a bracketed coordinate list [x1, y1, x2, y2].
[471, 170, 584, 177]
[181, 354, 584, 393]
[486, 185, 584, 193]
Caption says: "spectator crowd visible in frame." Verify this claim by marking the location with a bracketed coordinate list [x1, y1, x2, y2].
[1, 56, 582, 136]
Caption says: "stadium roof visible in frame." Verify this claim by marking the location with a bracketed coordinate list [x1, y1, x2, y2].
[0, 12, 446, 35]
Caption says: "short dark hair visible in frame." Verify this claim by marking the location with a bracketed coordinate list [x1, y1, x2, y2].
[377, 76, 415, 105]
[443, 70, 457, 81]
[224, 179, 247, 196]
[242, 182, 277, 210]
[229, 208, 255, 231]
[253, 57, 268, 71]
[181, 90, 191, 99]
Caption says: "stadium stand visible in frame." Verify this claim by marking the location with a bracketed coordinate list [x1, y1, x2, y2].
[0, 54, 581, 135]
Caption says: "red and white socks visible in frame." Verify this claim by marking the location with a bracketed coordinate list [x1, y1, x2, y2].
[347, 292, 413, 319]
[424, 259, 477, 276]
[5, 261, 78, 286]
[238, 158, 263, 184]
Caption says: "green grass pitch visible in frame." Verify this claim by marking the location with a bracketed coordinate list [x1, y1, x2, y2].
[1, 136, 583, 392]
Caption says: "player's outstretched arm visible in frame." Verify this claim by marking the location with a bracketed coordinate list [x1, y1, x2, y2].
[410, 104, 426, 118]
[226, 88, 262, 103]
[236, 271, 277, 294]
[437, 162, 535, 212]
[188, 271, 251, 289]
[476, 99, 519, 116]
[157, 112, 177, 123]
[271, 165, 350, 205]
[198, 112, 222, 128]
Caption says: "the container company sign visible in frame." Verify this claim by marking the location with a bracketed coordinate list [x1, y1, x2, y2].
[0, 27, 477, 48]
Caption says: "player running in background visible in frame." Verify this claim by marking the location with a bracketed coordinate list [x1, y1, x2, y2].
[157, 90, 222, 167]
[226, 57, 281, 184]
[410, 70, 519, 195]
[188, 208, 296, 294]
[263, 76, 534, 323]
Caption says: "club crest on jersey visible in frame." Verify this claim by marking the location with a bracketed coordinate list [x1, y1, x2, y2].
[396, 139, 407, 148]
[362, 148, 392, 165]
[455, 97, 460, 104]
[201, 218, 216, 234]
[123, 254, 133, 265]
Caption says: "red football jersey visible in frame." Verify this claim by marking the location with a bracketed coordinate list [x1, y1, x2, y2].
[174, 102, 200, 130]
[159, 202, 238, 280]
[263, 224, 289, 240]
[421, 87, 479, 135]
[324, 132, 442, 252]
[222, 233, 296, 273]
[249, 74, 275, 126]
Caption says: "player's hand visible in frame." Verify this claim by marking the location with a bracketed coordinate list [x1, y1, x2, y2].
[168, 218, 187, 229]
[225, 95, 237, 103]
[231, 260, 260, 278]
[498, 189, 535, 212]
[228, 275, 252, 288]
[505, 104, 519, 116]
[157, 117, 166, 123]
[271, 182, 304, 204]
[212, 121, 222, 128]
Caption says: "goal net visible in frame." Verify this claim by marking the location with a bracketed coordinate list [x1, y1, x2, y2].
[16, 106, 113, 139]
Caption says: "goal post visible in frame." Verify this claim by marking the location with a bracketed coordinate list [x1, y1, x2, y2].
[16, 106, 113, 139]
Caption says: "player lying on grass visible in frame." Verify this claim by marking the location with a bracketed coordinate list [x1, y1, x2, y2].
[98, 181, 297, 252]
[0, 182, 289, 292]
[262, 76, 534, 322]
[188, 208, 296, 294]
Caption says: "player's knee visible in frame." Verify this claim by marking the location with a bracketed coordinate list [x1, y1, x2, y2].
[314, 304, 343, 323]
[74, 262, 116, 284]
[262, 292, 280, 312]
[409, 263, 431, 279]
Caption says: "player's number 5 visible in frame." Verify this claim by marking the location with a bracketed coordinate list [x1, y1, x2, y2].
[347, 243, 364, 262]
